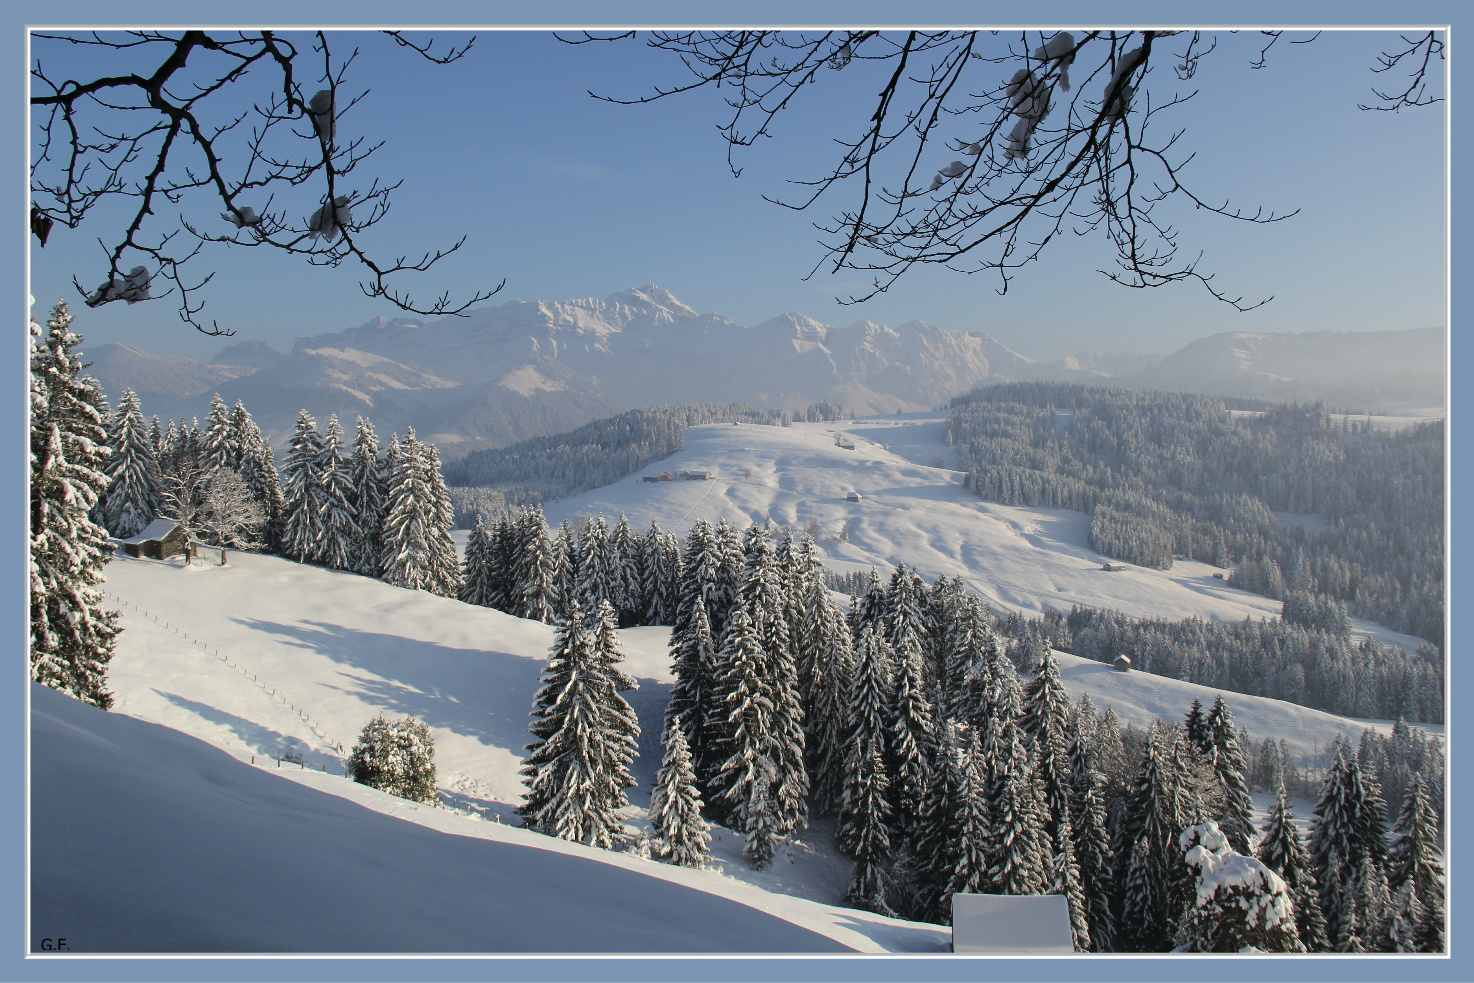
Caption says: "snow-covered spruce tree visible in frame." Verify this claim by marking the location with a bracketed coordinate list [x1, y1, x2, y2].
[907, 721, 967, 923]
[727, 524, 808, 838]
[97, 387, 161, 538]
[30, 301, 119, 709]
[1309, 740, 1383, 942]
[1205, 695, 1256, 854]
[885, 564, 933, 833]
[638, 519, 668, 625]
[944, 728, 995, 906]
[348, 417, 385, 575]
[610, 512, 642, 626]
[279, 410, 328, 563]
[231, 402, 283, 550]
[666, 593, 723, 802]
[1173, 821, 1305, 953]
[551, 519, 578, 617]
[380, 430, 461, 596]
[1073, 766, 1118, 951]
[985, 727, 1049, 897]
[711, 519, 744, 636]
[840, 736, 895, 916]
[850, 569, 888, 640]
[518, 506, 559, 624]
[713, 606, 782, 868]
[1020, 646, 1071, 749]
[1183, 697, 1209, 752]
[317, 415, 360, 572]
[837, 622, 894, 856]
[1257, 776, 1329, 950]
[804, 575, 856, 818]
[198, 393, 235, 474]
[574, 514, 616, 614]
[1118, 723, 1193, 952]
[458, 514, 496, 607]
[346, 713, 439, 805]
[519, 600, 640, 850]
[654, 530, 683, 627]
[1386, 774, 1445, 952]
[649, 718, 712, 867]
[420, 441, 462, 597]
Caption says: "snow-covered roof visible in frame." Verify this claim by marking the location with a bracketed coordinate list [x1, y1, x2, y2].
[118, 518, 180, 544]
[951, 894, 1073, 953]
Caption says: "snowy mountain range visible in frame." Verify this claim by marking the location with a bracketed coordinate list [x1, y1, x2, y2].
[78, 286, 1444, 459]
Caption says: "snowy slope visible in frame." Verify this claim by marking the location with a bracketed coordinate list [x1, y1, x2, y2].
[540, 414, 1428, 653]
[30, 683, 944, 954]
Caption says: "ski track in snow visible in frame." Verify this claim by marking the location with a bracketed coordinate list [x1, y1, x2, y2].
[69, 411, 1436, 953]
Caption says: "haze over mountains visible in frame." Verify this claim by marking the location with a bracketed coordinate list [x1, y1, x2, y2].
[79, 285, 1445, 459]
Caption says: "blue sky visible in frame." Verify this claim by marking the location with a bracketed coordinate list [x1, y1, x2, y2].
[29, 29, 1445, 364]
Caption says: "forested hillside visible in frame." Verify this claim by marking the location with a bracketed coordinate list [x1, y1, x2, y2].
[947, 384, 1443, 646]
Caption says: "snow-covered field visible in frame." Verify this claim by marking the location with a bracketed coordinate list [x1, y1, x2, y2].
[542, 415, 1427, 652]
[31, 411, 1435, 954]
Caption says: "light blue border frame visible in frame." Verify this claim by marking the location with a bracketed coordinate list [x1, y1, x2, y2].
[9, 2, 1463, 981]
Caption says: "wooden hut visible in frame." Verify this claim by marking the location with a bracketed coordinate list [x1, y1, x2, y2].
[119, 518, 193, 562]
[1113, 654, 1133, 672]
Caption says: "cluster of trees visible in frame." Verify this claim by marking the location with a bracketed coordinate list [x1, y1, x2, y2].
[1009, 604, 1444, 725]
[443, 401, 849, 503]
[514, 523, 1444, 951]
[947, 383, 1444, 645]
[109, 399, 464, 597]
[95, 392, 282, 559]
[460, 510, 682, 627]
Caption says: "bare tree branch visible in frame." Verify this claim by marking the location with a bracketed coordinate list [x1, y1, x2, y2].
[31, 30, 501, 335]
[572, 29, 1435, 311]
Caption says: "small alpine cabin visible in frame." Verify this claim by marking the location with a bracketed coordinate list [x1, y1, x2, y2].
[119, 518, 193, 562]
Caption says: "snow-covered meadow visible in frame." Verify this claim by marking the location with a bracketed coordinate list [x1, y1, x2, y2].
[32, 411, 1433, 953]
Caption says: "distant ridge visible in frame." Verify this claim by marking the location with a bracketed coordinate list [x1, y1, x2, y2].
[77, 286, 1443, 457]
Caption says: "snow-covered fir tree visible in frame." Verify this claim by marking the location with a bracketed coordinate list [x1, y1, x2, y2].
[985, 727, 1049, 897]
[348, 417, 385, 576]
[885, 564, 932, 832]
[713, 605, 782, 868]
[837, 622, 894, 857]
[420, 440, 462, 597]
[1386, 774, 1444, 952]
[1118, 723, 1194, 952]
[230, 402, 282, 550]
[1072, 765, 1117, 951]
[97, 387, 161, 538]
[29, 301, 119, 709]
[379, 430, 460, 596]
[279, 410, 328, 563]
[1205, 695, 1257, 854]
[317, 415, 360, 572]
[609, 512, 642, 626]
[458, 515, 496, 607]
[1309, 740, 1386, 945]
[574, 514, 616, 613]
[517, 506, 560, 624]
[840, 735, 894, 915]
[649, 719, 711, 868]
[944, 728, 994, 908]
[1173, 822, 1305, 953]
[802, 574, 855, 818]
[519, 600, 640, 850]
[1257, 777, 1329, 951]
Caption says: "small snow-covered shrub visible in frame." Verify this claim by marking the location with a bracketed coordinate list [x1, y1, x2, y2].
[346, 714, 438, 805]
